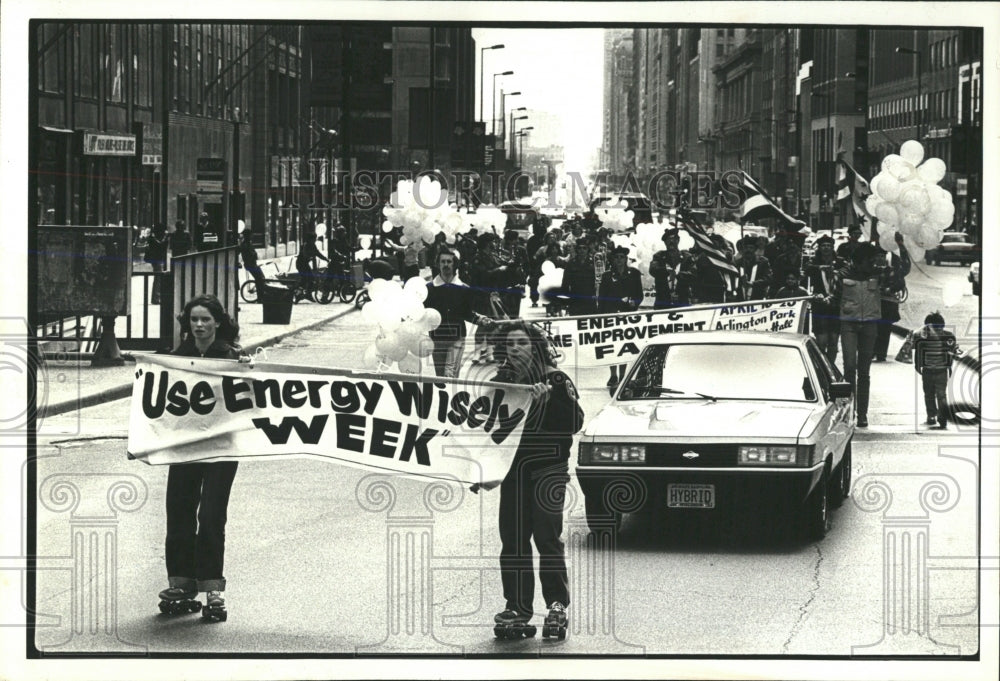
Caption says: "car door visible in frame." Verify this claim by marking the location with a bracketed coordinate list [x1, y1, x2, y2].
[805, 339, 852, 465]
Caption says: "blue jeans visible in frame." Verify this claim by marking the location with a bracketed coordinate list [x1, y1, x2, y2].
[841, 320, 877, 419]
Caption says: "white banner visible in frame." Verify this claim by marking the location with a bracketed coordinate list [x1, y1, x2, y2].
[127, 356, 533, 486]
[537, 297, 811, 367]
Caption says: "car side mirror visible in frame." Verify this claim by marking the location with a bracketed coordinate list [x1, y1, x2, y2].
[829, 381, 853, 399]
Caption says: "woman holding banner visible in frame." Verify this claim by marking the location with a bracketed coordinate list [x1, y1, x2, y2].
[488, 321, 584, 640]
[157, 294, 244, 623]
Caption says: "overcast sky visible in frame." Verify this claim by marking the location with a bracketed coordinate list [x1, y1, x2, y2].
[472, 28, 604, 174]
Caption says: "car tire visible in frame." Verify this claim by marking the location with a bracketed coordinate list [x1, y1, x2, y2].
[829, 442, 852, 508]
[801, 467, 832, 541]
[584, 489, 623, 534]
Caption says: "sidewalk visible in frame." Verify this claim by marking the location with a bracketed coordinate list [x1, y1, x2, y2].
[37, 293, 363, 419]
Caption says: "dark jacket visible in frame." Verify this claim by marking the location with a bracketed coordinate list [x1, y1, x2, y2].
[424, 275, 479, 343]
[649, 249, 694, 308]
[493, 366, 584, 470]
[170, 231, 193, 258]
[172, 336, 243, 360]
[735, 255, 773, 302]
[598, 266, 644, 314]
[914, 328, 959, 374]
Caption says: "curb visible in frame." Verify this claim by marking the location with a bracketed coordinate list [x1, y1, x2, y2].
[38, 303, 358, 419]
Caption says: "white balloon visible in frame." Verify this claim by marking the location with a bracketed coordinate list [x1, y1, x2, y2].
[382, 220, 395, 233]
[900, 140, 925, 166]
[368, 278, 392, 302]
[890, 160, 917, 183]
[865, 194, 883, 216]
[421, 307, 442, 331]
[359, 236, 372, 250]
[878, 227, 900, 254]
[875, 173, 901, 202]
[876, 202, 900, 225]
[881, 153, 904, 173]
[375, 333, 400, 357]
[237, 219, 246, 234]
[942, 280, 965, 308]
[397, 353, 421, 374]
[541, 260, 555, 276]
[898, 184, 930, 214]
[413, 337, 434, 358]
[315, 222, 326, 237]
[917, 157, 947, 184]
[404, 276, 429, 302]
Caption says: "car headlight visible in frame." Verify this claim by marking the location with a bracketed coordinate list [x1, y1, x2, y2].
[578, 443, 646, 464]
[738, 445, 815, 467]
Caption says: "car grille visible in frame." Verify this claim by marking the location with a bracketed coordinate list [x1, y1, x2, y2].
[646, 443, 739, 467]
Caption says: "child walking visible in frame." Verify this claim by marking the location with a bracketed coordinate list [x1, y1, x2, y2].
[913, 311, 960, 430]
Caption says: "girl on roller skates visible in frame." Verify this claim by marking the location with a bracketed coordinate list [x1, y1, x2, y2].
[157, 294, 244, 622]
[486, 321, 584, 640]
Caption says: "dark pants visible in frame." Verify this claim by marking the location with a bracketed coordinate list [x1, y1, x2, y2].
[812, 315, 840, 367]
[498, 459, 570, 616]
[151, 262, 164, 304]
[165, 461, 238, 592]
[921, 369, 949, 425]
[841, 321, 877, 419]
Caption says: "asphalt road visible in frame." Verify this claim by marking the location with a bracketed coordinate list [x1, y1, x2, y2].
[31, 265, 983, 657]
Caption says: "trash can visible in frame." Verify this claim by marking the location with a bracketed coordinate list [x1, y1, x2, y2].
[259, 283, 294, 324]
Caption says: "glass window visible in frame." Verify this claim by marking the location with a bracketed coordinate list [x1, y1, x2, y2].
[621, 344, 817, 402]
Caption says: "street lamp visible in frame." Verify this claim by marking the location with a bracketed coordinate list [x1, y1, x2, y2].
[499, 91, 521, 144]
[511, 117, 529, 165]
[516, 127, 533, 168]
[479, 44, 504, 122]
[492, 70, 513, 136]
[895, 46, 923, 141]
[509, 110, 527, 152]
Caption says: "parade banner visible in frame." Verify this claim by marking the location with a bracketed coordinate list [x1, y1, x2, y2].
[539, 297, 810, 367]
[127, 356, 533, 486]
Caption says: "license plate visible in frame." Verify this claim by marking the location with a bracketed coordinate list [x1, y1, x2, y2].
[667, 484, 715, 509]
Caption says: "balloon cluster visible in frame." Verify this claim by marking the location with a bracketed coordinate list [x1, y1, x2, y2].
[360, 277, 441, 373]
[594, 198, 635, 232]
[627, 223, 666, 289]
[381, 178, 474, 247]
[538, 260, 564, 300]
[866, 140, 954, 262]
[465, 205, 507, 236]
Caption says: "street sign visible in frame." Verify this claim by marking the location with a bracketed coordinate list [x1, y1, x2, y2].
[197, 158, 227, 195]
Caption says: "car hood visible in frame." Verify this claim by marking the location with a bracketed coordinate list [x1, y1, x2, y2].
[586, 400, 817, 439]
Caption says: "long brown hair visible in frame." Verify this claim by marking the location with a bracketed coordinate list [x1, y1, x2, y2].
[177, 294, 240, 345]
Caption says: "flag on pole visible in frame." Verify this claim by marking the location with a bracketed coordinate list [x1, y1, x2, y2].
[676, 210, 739, 281]
[738, 172, 807, 236]
[836, 155, 873, 236]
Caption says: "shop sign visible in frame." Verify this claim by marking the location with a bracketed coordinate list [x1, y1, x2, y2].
[956, 178, 968, 196]
[141, 124, 162, 166]
[197, 158, 226, 195]
[83, 132, 137, 156]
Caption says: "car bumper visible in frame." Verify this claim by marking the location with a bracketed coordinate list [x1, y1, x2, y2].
[935, 250, 977, 263]
[575, 463, 826, 512]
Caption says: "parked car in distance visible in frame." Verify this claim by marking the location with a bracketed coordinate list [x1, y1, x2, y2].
[577, 331, 855, 541]
[968, 261, 981, 296]
[926, 232, 977, 266]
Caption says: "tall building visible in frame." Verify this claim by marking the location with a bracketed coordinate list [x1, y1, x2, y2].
[601, 29, 634, 181]
[865, 28, 982, 239]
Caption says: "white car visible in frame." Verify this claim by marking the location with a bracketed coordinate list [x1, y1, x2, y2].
[577, 331, 855, 540]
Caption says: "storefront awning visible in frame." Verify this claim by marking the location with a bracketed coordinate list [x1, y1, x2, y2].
[40, 125, 74, 134]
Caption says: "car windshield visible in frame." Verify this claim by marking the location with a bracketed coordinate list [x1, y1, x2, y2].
[620, 343, 817, 402]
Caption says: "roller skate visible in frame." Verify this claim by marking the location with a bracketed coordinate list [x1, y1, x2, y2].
[493, 609, 536, 640]
[157, 587, 202, 616]
[201, 590, 227, 622]
[541, 601, 568, 640]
